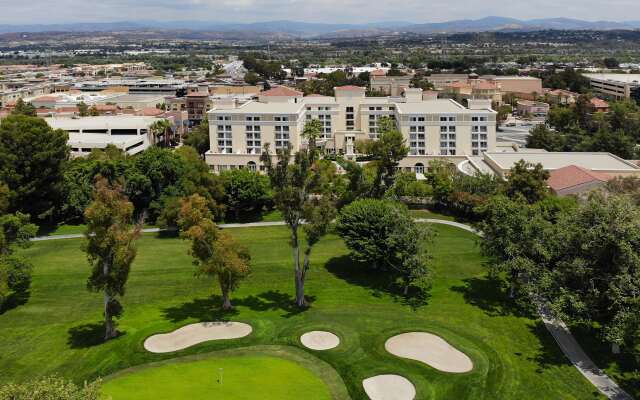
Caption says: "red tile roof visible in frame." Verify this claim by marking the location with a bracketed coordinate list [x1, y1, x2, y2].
[136, 107, 165, 116]
[33, 96, 59, 102]
[334, 85, 365, 91]
[547, 165, 611, 192]
[590, 98, 609, 109]
[260, 86, 303, 97]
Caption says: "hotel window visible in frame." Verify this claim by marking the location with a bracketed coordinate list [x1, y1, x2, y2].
[217, 125, 233, 154]
[318, 115, 332, 138]
[346, 107, 354, 130]
[245, 125, 261, 154]
[275, 125, 290, 149]
[247, 161, 257, 172]
[274, 116, 289, 122]
[246, 116, 261, 122]
[217, 115, 231, 121]
[409, 125, 426, 155]
[472, 116, 488, 122]
[471, 126, 488, 155]
[439, 125, 456, 155]
[440, 116, 456, 122]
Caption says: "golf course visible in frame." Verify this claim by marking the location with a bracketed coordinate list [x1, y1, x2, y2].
[0, 223, 602, 399]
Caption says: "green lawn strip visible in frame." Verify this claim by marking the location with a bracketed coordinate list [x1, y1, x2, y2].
[101, 345, 346, 400]
[0, 225, 601, 399]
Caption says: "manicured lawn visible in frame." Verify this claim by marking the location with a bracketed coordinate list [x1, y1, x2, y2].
[0, 224, 602, 399]
[408, 209, 456, 221]
[102, 347, 335, 400]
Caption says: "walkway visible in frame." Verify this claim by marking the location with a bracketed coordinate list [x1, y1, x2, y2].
[30, 219, 633, 399]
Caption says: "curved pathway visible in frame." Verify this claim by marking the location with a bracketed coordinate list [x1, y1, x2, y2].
[31, 218, 632, 399]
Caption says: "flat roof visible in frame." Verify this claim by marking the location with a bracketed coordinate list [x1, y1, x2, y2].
[47, 116, 162, 130]
[68, 132, 144, 146]
[484, 152, 640, 172]
[209, 101, 304, 114]
[396, 99, 488, 114]
[583, 74, 640, 84]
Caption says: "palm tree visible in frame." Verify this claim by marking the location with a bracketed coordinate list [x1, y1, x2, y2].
[149, 119, 173, 147]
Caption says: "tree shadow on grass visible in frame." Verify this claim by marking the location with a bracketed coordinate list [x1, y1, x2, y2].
[324, 255, 431, 309]
[0, 286, 30, 315]
[67, 322, 125, 349]
[162, 291, 312, 323]
[526, 320, 574, 372]
[450, 277, 535, 318]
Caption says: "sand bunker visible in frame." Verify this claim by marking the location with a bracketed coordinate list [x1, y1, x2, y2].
[300, 331, 340, 350]
[144, 322, 252, 353]
[362, 374, 416, 400]
[385, 332, 473, 373]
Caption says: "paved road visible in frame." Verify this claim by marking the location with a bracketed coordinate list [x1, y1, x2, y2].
[31, 219, 633, 399]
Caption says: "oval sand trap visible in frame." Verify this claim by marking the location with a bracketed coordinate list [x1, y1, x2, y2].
[362, 374, 416, 400]
[144, 322, 252, 353]
[300, 331, 340, 350]
[385, 332, 473, 373]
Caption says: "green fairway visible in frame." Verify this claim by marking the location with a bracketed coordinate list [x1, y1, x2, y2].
[101, 349, 332, 400]
[0, 224, 603, 399]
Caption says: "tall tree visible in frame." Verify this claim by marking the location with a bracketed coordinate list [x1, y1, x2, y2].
[260, 121, 336, 308]
[540, 194, 640, 354]
[336, 199, 432, 296]
[221, 169, 272, 220]
[10, 98, 36, 117]
[357, 116, 409, 198]
[0, 184, 37, 312]
[149, 119, 173, 147]
[0, 115, 69, 221]
[183, 120, 210, 157]
[505, 160, 549, 204]
[83, 177, 141, 340]
[178, 194, 250, 310]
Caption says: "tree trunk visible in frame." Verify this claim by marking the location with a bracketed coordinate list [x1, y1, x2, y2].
[509, 271, 518, 299]
[220, 282, 233, 310]
[295, 269, 307, 308]
[291, 224, 308, 308]
[104, 290, 117, 340]
[103, 260, 117, 340]
[403, 283, 410, 296]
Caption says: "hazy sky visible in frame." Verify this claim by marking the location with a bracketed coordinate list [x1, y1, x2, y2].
[0, 0, 639, 24]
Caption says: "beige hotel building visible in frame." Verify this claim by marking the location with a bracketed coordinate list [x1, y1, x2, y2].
[205, 86, 497, 173]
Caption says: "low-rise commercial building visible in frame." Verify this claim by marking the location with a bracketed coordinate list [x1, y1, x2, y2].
[516, 100, 550, 119]
[46, 116, 166, 156]
[481, 151, 640, 178]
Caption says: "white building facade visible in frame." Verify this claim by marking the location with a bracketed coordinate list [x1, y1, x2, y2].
[205, 86, 497, 173]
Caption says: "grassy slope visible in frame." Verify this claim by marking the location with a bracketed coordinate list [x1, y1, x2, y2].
[0, 225, 601, 399]
[102, 348, 333, 400]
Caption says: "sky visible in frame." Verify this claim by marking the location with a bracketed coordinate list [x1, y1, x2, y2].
[0, 0, 639, 25]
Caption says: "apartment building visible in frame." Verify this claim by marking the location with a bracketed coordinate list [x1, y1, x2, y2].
[205, 86, 497, 172]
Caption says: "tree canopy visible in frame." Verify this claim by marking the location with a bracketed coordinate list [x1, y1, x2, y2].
[0, 115, 69, 221]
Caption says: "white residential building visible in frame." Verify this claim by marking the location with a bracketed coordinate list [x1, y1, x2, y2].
[205, 86, 497, 173]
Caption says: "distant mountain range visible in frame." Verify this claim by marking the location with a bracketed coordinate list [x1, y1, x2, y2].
[1, 17, 640, 37]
